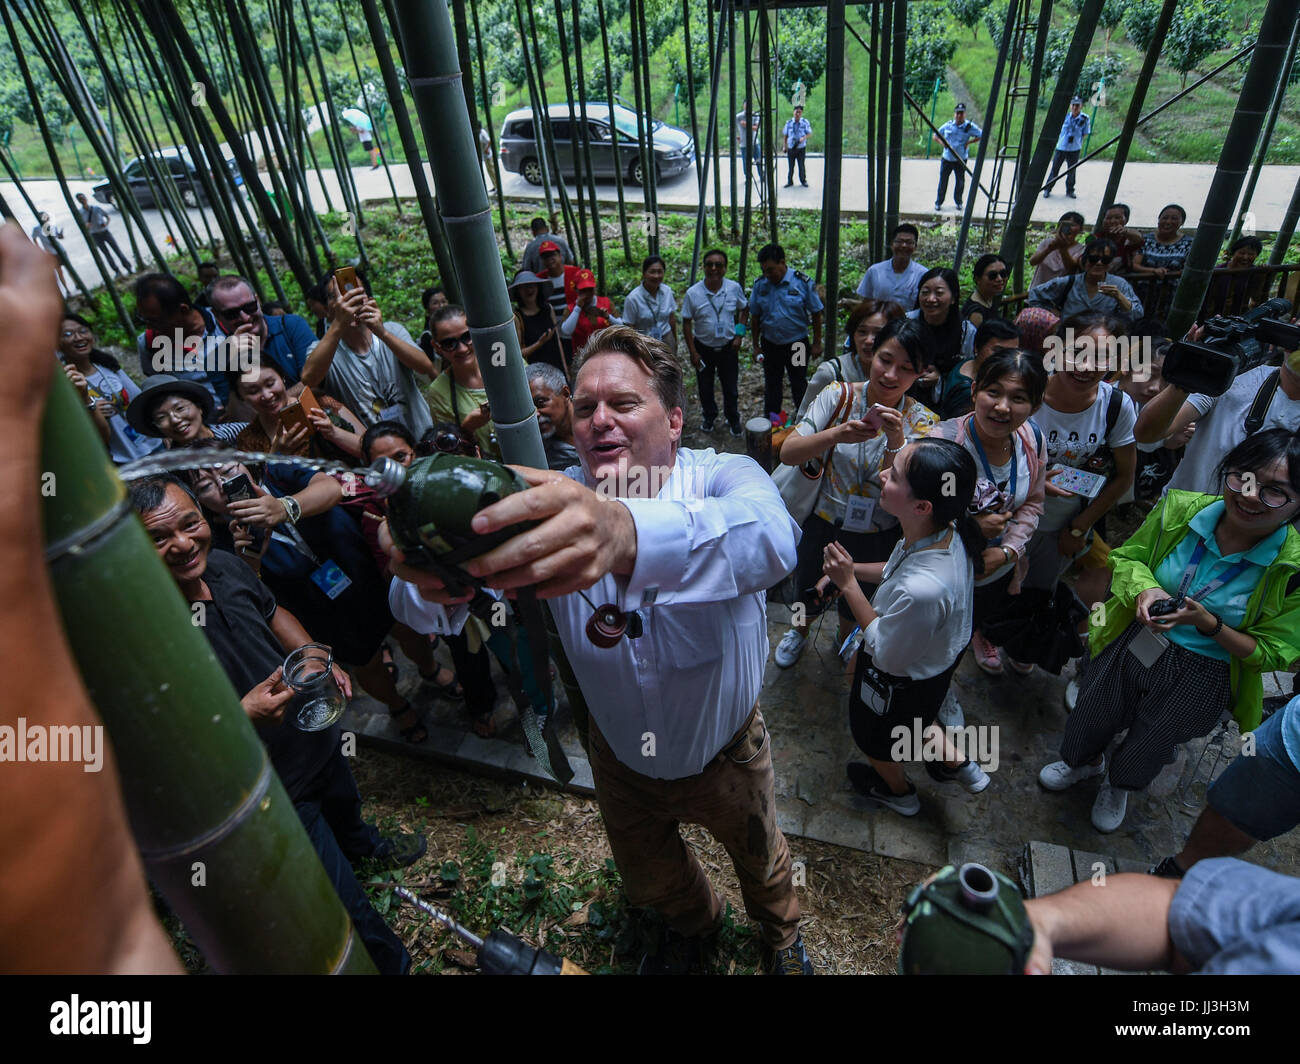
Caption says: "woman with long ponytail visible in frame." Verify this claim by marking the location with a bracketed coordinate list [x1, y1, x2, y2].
[822, 438, 990, 815]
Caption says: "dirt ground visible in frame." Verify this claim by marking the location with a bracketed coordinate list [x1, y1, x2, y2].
[351, 750, 935, 976]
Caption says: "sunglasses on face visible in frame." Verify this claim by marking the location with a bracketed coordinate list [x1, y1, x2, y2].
[1085, 254, 1108, 264]
[214, 300, 260, 320]
[436, 331, 472, 353]
[983, 269, 1008, 280]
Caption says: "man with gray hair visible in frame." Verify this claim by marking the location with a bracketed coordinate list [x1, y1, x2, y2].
[387, 325, 813, 975]
[526, 361, 578, 471]
[208, 274, 317, 385]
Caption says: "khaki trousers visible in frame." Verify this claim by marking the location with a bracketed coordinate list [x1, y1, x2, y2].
[587, 706, 801, 950]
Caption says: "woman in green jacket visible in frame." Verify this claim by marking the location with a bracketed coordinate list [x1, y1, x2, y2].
[1038, 429, 1300, 834]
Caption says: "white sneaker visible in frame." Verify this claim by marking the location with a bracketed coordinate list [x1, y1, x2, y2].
[954, 760, 991, 794]
[937, 689, 965, 729]
[774, 628, 808, 668]
[1064, 679, 1080, 712]
[1038, 756, 1106, 792]
[1091, 781, 1129, 833]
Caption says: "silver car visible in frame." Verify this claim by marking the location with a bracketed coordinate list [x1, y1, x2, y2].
[497, 102, 695, 186]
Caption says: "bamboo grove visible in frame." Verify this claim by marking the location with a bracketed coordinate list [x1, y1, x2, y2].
[2, 0, 1299, 348]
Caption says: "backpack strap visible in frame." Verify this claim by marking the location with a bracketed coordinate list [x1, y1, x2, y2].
[1244, 369, 1280, 436]
[1104, 384, 1122, 438]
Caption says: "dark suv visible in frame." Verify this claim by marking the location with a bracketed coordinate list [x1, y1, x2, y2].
[498, 102, 694, 186]
[93, 149, 245, 210]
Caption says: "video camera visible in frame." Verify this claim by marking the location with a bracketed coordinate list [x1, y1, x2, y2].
[1163, 297, 1300, 396]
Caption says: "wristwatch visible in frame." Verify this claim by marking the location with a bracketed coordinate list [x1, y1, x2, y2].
[280, 495, 302, 524]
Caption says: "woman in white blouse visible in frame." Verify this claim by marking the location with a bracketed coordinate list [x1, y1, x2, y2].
[623, 255, 678, 351]
[823, 438, 990, 816]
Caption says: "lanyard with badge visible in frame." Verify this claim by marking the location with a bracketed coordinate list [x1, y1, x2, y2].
[269, 509, 354, 601]
[967, 417, 1016, 542]
[841, 391, 898, 533]
[1128, 541, 1253, 667]
[355, 335, 404, 423]
[704, 285, 732, 343]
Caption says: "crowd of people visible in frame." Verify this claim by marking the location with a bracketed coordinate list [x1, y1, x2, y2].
[36, 194, 1300, 977]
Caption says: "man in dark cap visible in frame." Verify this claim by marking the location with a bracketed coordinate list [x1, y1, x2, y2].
[933, 103, 982, 212]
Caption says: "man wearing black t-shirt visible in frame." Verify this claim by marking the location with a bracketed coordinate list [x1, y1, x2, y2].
[129, 475, 422, 974]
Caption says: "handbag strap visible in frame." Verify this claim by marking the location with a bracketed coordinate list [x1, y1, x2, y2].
[814, 381, 854, 479]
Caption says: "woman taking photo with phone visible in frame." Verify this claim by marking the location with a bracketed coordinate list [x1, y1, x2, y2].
[930, 348, 1050, 677]
[1039, 429, 1300, 834]
[773, 318, 938, 669]
[823, 438, 990, 815]
[229, 360, 365, 460]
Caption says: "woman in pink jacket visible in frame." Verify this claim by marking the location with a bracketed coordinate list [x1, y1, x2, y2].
[930, 348, 1050, 675]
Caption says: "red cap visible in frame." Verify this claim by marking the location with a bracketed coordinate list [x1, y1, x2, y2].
[539, 240, 560, 254]
[575, 268, 597, 290]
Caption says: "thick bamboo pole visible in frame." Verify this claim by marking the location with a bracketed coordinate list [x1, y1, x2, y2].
[760, 0, 776, 241]
[738, 3, 755, 284]
[391, 0, 546, 470]
[867, 2, 879, 262]
[637, 0, 660, 252]
[886, 0, 905, 236]
[1230, 18, 1300, 247]
[1167, 0, 1297, 340]
[683, 0, 705, 241]
[628, 0, 655, 250]
[1095, 0, 1177, 227]
[1268, 173, 1300, 267]
[999, 0, 1104, 289]
[39, 371, 374, 974]
[707, 1, 724, 238]
[728, 1, 738, 238]
[1017, 0, 1053, 203]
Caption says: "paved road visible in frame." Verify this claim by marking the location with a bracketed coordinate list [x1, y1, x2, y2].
[7, 152, 1297, 284]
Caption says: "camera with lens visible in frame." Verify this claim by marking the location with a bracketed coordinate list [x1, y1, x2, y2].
[1163, 297, 1300, 397]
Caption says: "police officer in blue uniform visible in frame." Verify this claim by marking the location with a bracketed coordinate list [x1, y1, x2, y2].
[748, 243, 824, 419]
[934, 103, 982, 211]
[1045, 96, 1092, 199]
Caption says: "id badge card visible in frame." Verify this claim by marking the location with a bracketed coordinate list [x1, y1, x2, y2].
[841, 497, 876, 534]
[859, 663, 895, 717]
[1128, 626, 1170, 668]
[376, 403, 404, 424]
[310, 560, 353, 600]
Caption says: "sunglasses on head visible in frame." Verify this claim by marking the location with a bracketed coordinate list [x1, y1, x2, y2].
[436, 331, 472, 353]
[214, 300, 260, 320]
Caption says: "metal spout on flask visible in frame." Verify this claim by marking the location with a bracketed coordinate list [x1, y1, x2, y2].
[362, 456, 408, 498]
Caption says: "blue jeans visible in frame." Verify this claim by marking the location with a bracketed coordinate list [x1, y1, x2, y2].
[294, 748, 410, 974]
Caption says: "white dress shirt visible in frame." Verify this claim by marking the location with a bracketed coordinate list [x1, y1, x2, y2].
[389, 447, 800, 780]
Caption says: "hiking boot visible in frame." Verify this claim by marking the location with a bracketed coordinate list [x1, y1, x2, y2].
[367, 832, 428, 869]
[774, 628, 808, 668]
[847, 762, 920, 816]
[768, 933, 814, 975]
[1091, 781, 1129, 833]
[1038, 756, 1106, 792]
[970, 630, 1003, 674]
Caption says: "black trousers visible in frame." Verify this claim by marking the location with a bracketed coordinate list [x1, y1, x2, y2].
[761, 337, 809, 419]
[294, 746, 409, 974]
[695, 339, 740, 423]
[936, 158, 966, 207]
[91, 230, 132, 272]
[785, 147, 807, 184]
[1046, 149, 1080, 194]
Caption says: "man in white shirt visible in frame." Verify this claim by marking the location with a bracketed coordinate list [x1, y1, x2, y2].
[681, 247, 749, 435]
[386, 325, 812, 975]
[856, 224, 927, 310]
[1135, 356, 1300, 495]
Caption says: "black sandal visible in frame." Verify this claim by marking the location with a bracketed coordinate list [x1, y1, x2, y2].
[380, 644, 398, 684]
[389, 701, 428, 744]
[420, 663, 463, 700]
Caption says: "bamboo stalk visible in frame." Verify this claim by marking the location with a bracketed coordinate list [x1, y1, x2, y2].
[682, 0, 704, 243]
[336, 0, 404, 213]
[636, 0, 659, 252]
[570, 0, 606, 289]
[513, 0, 558, 225]
[469, 0, 514, 261]
[706, 0, 723, 239]
[595, 0, 633, 263]
[823, 0, 845, 354]
[1017, 0, 1054, 205]
[550, 0, 591, 261]
[689, 0, 733, 283]
[886, 0, 905, 236]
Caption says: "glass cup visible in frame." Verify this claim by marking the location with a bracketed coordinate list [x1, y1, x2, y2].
[283, 643, 347, 731]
